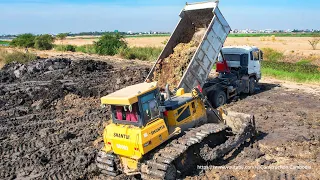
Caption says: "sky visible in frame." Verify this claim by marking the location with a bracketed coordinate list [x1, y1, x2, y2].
[0, 0, 319, 35]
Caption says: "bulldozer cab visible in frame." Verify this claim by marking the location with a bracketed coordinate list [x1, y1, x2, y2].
[101, 82, 162, 127]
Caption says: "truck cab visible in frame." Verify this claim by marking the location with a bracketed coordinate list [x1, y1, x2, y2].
[220, 46, 263, 81]
[204, 46, 263, 108]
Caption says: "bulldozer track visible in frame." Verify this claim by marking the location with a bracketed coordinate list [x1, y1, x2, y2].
[140, 123, 230, 179]
[98, 117, 255, 180]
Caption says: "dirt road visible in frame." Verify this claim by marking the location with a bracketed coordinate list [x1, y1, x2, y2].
[0, 56, 319, 179]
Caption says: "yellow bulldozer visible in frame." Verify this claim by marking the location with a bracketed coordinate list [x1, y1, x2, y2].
[96, 1, 256, 179]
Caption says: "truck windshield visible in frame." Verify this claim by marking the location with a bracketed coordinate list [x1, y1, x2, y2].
[140, 92, 159, 123]
[224, 54, 241, 61]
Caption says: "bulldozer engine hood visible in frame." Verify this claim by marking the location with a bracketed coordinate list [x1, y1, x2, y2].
[102, 118, 169, 160]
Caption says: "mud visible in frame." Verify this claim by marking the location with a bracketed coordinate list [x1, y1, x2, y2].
[1, 54, 319, 180]
[0, 57, 149, 179]
[187, 82, 320, 179]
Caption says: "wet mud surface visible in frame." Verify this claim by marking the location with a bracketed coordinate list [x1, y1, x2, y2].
[1, 56, 319, 179]
[187, 83, 320, 179]
[0, 58, 149, 179]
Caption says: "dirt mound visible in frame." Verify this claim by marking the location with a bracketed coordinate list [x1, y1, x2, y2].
[0, 58, 149, 179]
[154, 28, 205, 90]
[154, 41, 198, 90]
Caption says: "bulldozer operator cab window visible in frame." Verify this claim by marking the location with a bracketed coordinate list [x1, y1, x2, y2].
[140, 91, 160, 124]
[112, 103, 139, 124]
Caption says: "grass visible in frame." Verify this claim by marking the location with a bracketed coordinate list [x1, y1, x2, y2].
[75, 45, 96, 54]
[0, 40, 10, 46]
[54, 44, 162, 61]
[262, 68, 320, 83]
[0, 48, 37, 66]
[55, 44, 96, 54]
[118, 47, 162, 61]
[54, 44, 77, 52]
[261, 59, 320, 83]
[261, 48, 284, 61]
[228, 33, 320, 38]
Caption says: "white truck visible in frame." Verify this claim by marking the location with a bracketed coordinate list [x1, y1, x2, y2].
[203, 45, 263, 107]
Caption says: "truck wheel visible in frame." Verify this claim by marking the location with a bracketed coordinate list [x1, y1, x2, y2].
[210, 90, 226, 108]
[249, 77, 256, 95]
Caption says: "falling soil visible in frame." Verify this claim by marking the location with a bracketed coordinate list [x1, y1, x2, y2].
[154, 28, 206, 90]
[0, 57, 149, 179]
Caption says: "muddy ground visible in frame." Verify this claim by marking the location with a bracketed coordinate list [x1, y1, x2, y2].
[189, 81, 320, 180]
[0, 57, 149, 179]
[0, 55, 319, 180]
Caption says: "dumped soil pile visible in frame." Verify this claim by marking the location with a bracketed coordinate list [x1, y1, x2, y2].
[154, 28, 206, 90]
[154, 41, 198, 90]
[0, 58, 149, 179]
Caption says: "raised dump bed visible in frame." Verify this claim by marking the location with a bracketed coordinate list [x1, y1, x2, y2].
[147, 1, 231, 92]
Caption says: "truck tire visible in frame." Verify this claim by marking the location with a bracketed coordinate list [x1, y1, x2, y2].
[209, 90, 227, 108]
[249, 77, 256, 95]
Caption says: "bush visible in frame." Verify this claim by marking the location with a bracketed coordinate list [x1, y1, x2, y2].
[94, 33, 127, 56]
[34, 34, 55, 50]
[261, 48, 284, 61]
[56, 33, 68, 41]
[10, 33, 36, 48]
[118, 47, 162, 61]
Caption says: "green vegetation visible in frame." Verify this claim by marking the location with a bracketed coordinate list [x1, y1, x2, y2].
[0, 40, 10, 46]
[10, 33, 36, 48]
[34, 34, 55, 50]
[10, 33, 55, 50]
[54, 44, 76, 52]
[56, 33, 68, 41]
[296, 59, 312, 65]
[261, 48, 284, 61]
[75, 45, 96, 54]
[261, 50, 320, 83]
[228, 33, 320, 38]
[94, 33, 127, 56]
[0, 49, 37, 65]
[118, 47, 162, 61]
[261, 68, 320, 83]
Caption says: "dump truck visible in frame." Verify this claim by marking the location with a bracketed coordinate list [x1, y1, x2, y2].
[96, 1, 256, 179]
[204, 45, 263, 107]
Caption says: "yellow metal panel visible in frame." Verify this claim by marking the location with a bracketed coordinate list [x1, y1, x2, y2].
[166, 96, 207, 127]
[101, 96, 138, 105]
[120, 156, 139, 170]
[140, 119, 169, 154]
[101, 82, 158, 105]
[102, 118, 169, 158]
[176, 88, 185, 96]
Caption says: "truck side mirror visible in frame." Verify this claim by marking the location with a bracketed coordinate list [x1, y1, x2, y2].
[260, 50, 263, 61]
